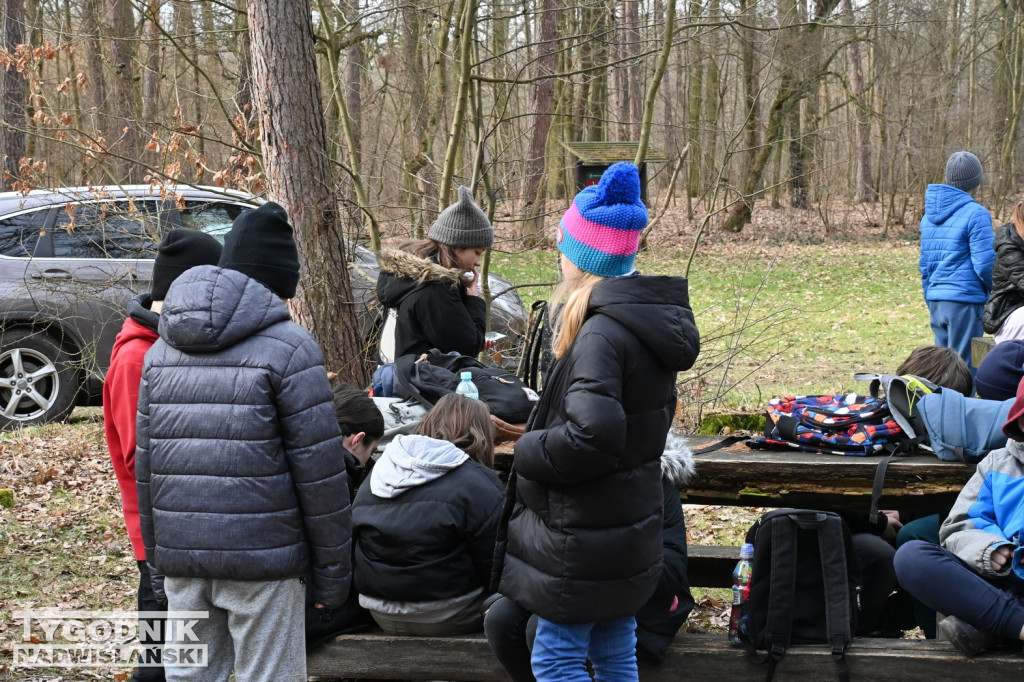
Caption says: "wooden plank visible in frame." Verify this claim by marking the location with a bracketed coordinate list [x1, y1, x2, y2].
[972, 336, 996, 368]
[687, 545, 739, 588]
[496, 436, 975, 513]
[307, 632, 1024, 681]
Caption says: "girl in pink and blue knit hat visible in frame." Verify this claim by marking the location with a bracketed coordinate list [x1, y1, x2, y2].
[490, 162, 701, 682]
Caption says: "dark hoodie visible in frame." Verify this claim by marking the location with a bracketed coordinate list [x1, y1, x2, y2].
[496, 274, 700, 624]
[376, 249, 487, 357]
[135, 265, 352, 609]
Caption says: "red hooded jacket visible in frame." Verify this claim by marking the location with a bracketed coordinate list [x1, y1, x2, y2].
[103, 300, 159, 561]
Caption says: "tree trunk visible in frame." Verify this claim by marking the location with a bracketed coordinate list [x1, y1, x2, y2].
[246, 0, 369, 386]
[438, 0, 480, 207]
[403, 1, 437, 232]
[739, 0, 759, 196]
[520, 0, 557, 241]
[634, 0, 675, 166]
[141, 0, 161, 125]
[1, 0, 27, 188]
[841, 0, 875, 202]
[103, 0, 140, 181]
[81, 0, 108, 139]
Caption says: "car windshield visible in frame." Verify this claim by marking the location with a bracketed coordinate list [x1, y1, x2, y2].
[179, 200, 250, 242]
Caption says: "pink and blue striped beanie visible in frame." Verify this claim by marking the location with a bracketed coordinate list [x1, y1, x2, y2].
[556, 162, 648, 278]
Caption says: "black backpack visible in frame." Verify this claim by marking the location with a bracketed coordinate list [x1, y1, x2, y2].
[739, 509, 861, 682]
[393, 349, 539, 423]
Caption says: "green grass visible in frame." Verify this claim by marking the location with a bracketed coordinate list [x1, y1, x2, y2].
[491, 240, 933, 429]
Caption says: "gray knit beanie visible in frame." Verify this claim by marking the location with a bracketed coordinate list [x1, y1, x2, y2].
[427, 186, 494, 248]
[945, 151, 984, 192]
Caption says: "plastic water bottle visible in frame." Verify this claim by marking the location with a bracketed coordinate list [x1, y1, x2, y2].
[728, 542, 755, 644]
[456, 371, 479, 400]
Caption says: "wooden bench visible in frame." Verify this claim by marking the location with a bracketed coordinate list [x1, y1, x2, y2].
[307, 630, 1023, 680]
[495, 435, 976, 587]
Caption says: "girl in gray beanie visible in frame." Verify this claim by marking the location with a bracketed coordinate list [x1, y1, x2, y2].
[375, 186, 494, 361]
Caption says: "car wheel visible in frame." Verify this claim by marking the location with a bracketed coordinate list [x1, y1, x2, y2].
[0, 330, 78, 429]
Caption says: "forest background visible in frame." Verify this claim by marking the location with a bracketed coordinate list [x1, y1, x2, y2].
[1, 1, 997, 673]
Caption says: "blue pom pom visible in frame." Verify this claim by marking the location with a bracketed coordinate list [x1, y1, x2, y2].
[597, 162, 641, 205]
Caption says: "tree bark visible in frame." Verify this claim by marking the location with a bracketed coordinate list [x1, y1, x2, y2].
[438, 0, 480, 207]
[246, 0, 369, 386]
[141, 0, 161, 125]
[1, 0, 27, 188]
[103, 0, 140, 181]
[841, 0, 875, 202]
[520, 0, 557, 241]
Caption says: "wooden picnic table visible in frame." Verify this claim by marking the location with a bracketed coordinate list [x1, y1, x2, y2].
[496, 434, 975, 514]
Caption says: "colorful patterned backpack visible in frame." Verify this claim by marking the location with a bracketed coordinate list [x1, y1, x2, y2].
[747, 393, 906, 456]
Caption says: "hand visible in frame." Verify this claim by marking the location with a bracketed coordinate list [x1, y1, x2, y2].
[991, 546, 1013, 572]
[483, 338, 497, 350]
[880, 510, 902, 544]
[314, 602, 325, 609]
[465, 269, 480, 296]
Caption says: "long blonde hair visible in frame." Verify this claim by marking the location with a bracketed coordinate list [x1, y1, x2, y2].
[550, 272, 605, 359]
[1014, 201, 1024, 240]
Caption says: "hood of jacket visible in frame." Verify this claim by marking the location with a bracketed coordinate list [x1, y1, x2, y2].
[661, 434, 695, 486]
[369, 434, 469, 499]
[588, 275, 697, 371]
[127, 292, 159, 334]
[377, 249, 464, 308]
[994, 222, 1024, 255]
[157, 265, 292, 353]
[924, 184, 976, 225]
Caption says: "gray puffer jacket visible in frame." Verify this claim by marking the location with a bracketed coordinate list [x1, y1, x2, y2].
[135, 265, 352, 608]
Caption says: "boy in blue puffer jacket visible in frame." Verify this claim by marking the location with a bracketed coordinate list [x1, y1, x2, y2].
[919, 151, 994, 376]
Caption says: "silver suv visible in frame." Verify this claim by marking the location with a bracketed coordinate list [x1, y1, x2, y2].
[0, 186, 526, 428]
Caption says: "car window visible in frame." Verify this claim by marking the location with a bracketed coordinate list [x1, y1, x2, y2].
[50, 200, 162, 259]
[179, 201, 250, 242]
[0, 209, 48, 257]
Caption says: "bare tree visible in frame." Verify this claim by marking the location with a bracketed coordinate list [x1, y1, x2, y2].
[246, 0, 368, 385]
[1, 0, 27, 188]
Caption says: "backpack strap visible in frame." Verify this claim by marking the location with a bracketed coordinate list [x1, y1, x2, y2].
[816, 514, 853, 682]
[869, 437, 920, 522]
[758, 515, 799, 681]
[690, 435, 746, 455]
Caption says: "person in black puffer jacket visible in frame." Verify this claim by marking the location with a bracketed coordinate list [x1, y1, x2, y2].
[353, 393, 504, 635]
[491, 163, 701, 682]
[983, 202, 1024, 343]
[136, 203, 351, 681]
[376, 185, 494, 360]
[483, 437, 698, 681]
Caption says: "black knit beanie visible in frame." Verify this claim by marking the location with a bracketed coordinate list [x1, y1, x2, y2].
[218, 202, 300, 298]
[976, 340, 1024, 401]
[151, 228, 223, 301]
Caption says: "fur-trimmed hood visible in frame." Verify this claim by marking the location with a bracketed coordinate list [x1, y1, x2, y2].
[660, 433, 695, 486]
[377, 249, 466, 310]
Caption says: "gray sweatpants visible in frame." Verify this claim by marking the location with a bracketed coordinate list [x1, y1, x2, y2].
[163, 576, 305, 682]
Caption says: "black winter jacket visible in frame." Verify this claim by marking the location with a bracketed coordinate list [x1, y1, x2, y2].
[635, 444, 696, 664]
[376, 249, 487, 358]
[353, 434, 504, 603]
[983, 223, 1024, 334]
[136, 265, 352, 609]
[497, 274, 700, 624]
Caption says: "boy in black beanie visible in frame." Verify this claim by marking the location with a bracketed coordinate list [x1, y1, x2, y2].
[104, 228, 222, 682]
[136, 202, 351, 680]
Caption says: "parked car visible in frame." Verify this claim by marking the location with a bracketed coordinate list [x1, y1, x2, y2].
[0, 186, 527, 429]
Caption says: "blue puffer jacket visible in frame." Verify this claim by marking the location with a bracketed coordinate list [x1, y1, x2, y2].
[919, 183, 994, 303]
[135, 265, 352, 608]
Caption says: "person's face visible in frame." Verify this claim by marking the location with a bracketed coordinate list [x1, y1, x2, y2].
[454, 247, 484, 271]
[560, 252, 584, 282]
[343, 432, 379, 466]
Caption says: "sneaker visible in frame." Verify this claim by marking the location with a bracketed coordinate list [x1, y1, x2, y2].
[937, 615, 999, 657]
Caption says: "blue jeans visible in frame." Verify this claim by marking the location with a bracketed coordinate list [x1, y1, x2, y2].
[532, 616, 637, 682]
[893, 540, 1024, 641]
[926, 299, 983, 382]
